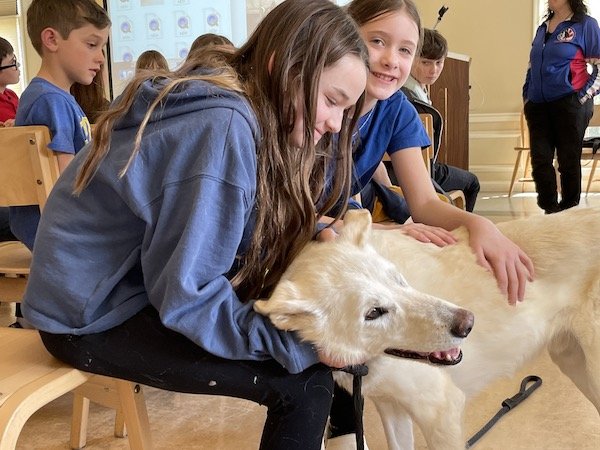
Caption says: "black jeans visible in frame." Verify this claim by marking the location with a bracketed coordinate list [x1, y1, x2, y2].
[524, 94, 594, 212]
[40, 306, 334, 450]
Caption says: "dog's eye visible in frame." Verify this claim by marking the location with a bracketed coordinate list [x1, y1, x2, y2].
[365, 307, 388, 321]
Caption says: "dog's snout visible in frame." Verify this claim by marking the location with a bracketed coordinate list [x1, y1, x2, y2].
[451, 308, 474, 338]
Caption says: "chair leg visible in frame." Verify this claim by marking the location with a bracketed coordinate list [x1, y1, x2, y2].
[114, 408, 127, 438]
[554, 159, 561, 194]
[508, 150, 523, 197]
[586, 159, 598, 195]
[116, 380, 153, 450]
[0, 369, 90, 450]
[70, 376, 141, 447]
[70, 393, 90, 449]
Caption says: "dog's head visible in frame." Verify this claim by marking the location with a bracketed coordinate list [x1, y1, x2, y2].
[254, 210, 473, 367]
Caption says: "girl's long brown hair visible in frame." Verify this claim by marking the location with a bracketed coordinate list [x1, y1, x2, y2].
[74, 0, 368, 299]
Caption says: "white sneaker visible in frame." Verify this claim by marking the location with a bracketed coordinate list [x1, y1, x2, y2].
[325, 434, 369, 450]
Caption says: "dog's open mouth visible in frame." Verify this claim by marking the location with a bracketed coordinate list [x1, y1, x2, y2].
[384, 347, 463, 365]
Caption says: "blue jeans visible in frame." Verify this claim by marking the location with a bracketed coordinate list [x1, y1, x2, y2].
[433, 163, 480, 212]
[0, 207, 16, 242]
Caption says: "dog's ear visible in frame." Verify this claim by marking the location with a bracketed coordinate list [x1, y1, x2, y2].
[339, 209, 372, 247]
[254, 280, 321, 332]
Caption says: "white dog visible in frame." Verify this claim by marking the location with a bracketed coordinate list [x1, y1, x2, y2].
[254, 208, 600, 450]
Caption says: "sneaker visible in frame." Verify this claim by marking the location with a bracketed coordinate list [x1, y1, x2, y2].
[325, 433, 369, 450]
[544, 206, 561, 214]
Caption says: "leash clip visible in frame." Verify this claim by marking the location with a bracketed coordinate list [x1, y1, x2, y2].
[501, 375, 542, 410]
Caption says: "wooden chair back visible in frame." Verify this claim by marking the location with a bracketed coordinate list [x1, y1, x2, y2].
[0, 126, 56, 295]
[0, 126, 58, 212]
[419, 113, 434, 175]
[382, 113, 434, 174]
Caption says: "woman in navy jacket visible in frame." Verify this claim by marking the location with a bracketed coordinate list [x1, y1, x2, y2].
[523, 0, 600, 214]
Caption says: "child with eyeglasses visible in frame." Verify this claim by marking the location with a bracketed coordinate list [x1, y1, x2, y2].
[0, 36, 19, 244]
[0, 37, 20, 128]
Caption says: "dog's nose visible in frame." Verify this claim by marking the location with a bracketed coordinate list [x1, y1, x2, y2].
[451, 308, 474, 338]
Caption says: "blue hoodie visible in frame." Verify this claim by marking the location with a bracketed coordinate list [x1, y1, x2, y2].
[21, 78, 320, 374]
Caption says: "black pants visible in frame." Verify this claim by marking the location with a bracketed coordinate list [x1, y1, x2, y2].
[524, 94, 594, 212]
[40, 306, 334, 450]
[328, 383, 356, 438]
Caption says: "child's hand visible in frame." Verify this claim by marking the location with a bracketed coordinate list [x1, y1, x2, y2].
[316, 226, 338, 242]
[2, 119, 15, 127]
[399, 222, 457, 246]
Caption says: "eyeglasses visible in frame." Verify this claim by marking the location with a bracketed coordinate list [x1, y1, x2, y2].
[0, 58, 20, 71]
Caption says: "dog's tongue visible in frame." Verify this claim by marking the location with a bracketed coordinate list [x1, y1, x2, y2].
[430, 348, 460, 362]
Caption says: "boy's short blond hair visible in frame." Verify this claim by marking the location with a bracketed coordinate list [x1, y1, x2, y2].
[27, 0, 111, 56]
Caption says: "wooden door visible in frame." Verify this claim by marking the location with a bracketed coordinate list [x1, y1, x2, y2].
[429, 53, 471, 170]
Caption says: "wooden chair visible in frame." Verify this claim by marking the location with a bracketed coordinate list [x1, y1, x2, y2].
[419, 114, 466, 210]
[0, 126, 50, 309]
[581, 133, 600, 195]
[508, 110, 534, 196]
[381, 113, 466, 210]
[0, 242, 29, 305]
[0, 327, 152, 450]
[383, 113, 434, 173]
[0, 126, 152, 449]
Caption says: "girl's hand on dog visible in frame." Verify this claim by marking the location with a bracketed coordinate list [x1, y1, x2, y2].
[397, 223, 457, 246]
[375, 221, 457, 246]
[467, 218, 534, 305]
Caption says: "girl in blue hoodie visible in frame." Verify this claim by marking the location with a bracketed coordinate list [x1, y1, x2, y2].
[21, 1, 368, 448]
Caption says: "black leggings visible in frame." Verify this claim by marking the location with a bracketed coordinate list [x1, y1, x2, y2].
[40, 306, 334, 450]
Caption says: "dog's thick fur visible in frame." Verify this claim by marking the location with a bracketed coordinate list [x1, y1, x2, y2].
[254, 208, 600, 450]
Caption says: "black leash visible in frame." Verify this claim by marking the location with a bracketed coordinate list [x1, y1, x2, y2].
[466, 375, 543, 448]
[337, 364, 369, 450]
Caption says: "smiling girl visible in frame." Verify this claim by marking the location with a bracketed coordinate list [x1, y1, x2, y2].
[347, 0, 533, 308]
[326, 1, 534, 447]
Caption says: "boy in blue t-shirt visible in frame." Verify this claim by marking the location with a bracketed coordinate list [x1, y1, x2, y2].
[10, 0, 111, 250]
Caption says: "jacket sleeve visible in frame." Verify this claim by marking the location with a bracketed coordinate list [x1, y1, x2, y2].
[580, 17, 600, 103]
[139, 108, 320, 374]
[522, 63, 531, 101]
